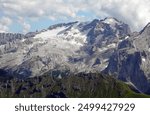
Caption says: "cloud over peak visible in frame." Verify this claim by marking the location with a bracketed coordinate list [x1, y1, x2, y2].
[0, 0, 150, 33]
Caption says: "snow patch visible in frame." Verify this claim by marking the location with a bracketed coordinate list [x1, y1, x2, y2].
[125, 36, 129, 39]
[100, 28, 105, 32]
[0, 45, 5, 49]
[58, 27, 87, 46]
[21, 39, 26, 42]
[107, 43, 116, 48]
[33, 25, 87, 47]
[98, 43, 116, 52]
[103, 18, 119, 25]
[119, 39, 123, 43]
[98, 47, 108, 52]
[103, 59, 109, 62]
[34, 26, 67, 41]
[142, 57, 146, 62]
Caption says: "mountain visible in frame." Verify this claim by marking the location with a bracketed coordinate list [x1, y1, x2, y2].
[0, 17, 130, 77]
[0, 17, 150, 94]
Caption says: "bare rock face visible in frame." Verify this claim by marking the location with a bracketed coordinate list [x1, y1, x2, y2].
[105, 23, 150, 94]
[0, 33, 24, 45]
[105, 51, 150, 93]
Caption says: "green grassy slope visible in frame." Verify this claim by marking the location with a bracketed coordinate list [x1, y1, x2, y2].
[0, 73, 149, 98]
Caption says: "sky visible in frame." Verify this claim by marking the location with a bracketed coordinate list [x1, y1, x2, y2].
[0, 0, 150, 33]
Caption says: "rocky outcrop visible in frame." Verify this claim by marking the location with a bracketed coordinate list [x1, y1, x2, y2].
[0, 33, 24, 45]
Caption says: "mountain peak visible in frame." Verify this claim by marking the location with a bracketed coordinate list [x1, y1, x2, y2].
[48, 21, 78, 30]
[102, 17, 120, 25]
[145, 22, 150, 27]
[140, 22, 150, 35]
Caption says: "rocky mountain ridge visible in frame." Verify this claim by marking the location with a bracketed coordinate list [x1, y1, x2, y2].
[0, 17, 150, 94]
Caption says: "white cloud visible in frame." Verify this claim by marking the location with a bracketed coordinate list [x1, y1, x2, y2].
[0, 0, 150, 32]
[18, 17, 31, 33]
[22, 22, 31, 34]
[0, 0, 76, 18]
[92, 0, 150, 30]
[0, 17, 12, 32]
